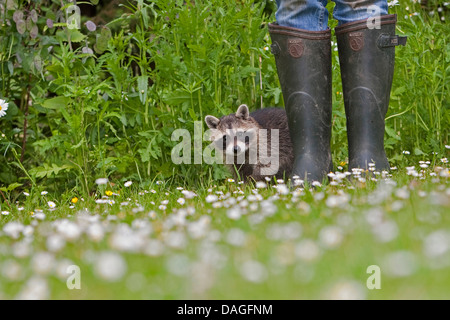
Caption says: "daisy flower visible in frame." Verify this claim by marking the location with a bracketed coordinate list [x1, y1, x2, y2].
[255, 181, 267, 189]
[0, 99, 8, 117]
[181, 190, 197, 199]
[388, 0, 399, 7]
[124, 181, 132, 187]
[95, 178, 108, 185]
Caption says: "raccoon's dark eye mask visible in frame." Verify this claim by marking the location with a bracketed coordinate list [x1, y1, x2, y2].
[237, 131, 255, 142]
[241, 130, 256, 142]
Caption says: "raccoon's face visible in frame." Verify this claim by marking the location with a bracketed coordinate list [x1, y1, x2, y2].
[205, 104, 259, 158]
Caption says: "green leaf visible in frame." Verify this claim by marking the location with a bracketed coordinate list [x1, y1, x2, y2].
[26, 16, 33, 31]
[16, 20, 26, 34]
[30, 9, 38, 23]
[68, 29, 86, 43]
[2, 100, 18, 120]
[42, 96, 70, 110]
[103, 121, 120, 139]
[0, 183, 23, 192]
[414, 148, 425, 156]
[94, 27, 112, 53]
[52, 22, 67, 28]
[6, 0, 18, 10]
[237, 65, 259, 77]
[137, 75, 149, 104]
[70, 138, 86, 149]
[29, 164, 73, 178]
[56, 29, 86, 43]
[7, 61, 14, 75]
[385, 126, 401, 141]
[188, 108, 197, 121]
[162, 89, 196, 106]
[96, 157, 118, 169]
[392, 86, 406, 96]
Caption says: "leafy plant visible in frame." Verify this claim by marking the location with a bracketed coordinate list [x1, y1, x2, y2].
[0, 0, 448, 199]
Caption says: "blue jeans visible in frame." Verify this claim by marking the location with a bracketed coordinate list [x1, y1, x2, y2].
[275, 0, 389, 31]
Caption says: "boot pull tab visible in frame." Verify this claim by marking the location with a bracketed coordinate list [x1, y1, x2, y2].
[377, 34, 407, 48]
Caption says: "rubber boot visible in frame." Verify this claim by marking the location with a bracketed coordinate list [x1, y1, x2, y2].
[269, 23, 333, 184]
[336, 14, 406, 172]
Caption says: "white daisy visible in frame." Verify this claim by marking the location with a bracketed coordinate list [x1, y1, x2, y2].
[388, 0, 399, 7]
[181, 190, 197, 199]
[0, 99, 8, 117]
[124, 181, 132, 187]
[47, 201, 56, 209]
[95, 178, 108, 185]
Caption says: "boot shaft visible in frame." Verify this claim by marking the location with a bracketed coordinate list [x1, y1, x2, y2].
[336, 14, 407, 170]
[269, 24, 332, 105]
[336, 14, 405, 117]
[269, 24, 333, 182]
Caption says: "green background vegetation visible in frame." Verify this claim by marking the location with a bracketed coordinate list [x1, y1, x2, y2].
[0, 0, 448, 198]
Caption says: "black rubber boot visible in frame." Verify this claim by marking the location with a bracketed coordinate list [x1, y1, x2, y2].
[336, 14, 406, 172]
[269, 23, 333, 184]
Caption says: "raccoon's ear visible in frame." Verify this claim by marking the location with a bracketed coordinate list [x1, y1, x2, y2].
[205, 115, 220, 129]
[236, 104, 249, 120]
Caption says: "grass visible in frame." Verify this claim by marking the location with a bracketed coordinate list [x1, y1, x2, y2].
[0, 161, 449, 299]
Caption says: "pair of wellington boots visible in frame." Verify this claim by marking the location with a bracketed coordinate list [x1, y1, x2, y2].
[269, 14, 406, 183]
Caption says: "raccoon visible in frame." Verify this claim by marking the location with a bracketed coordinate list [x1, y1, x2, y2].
[205, 104, 293, 182]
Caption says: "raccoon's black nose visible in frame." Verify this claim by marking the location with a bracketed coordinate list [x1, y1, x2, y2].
[233, 145, 241, 153]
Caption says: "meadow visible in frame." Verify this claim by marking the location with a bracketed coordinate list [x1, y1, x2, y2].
[0, 0, 449, 299]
